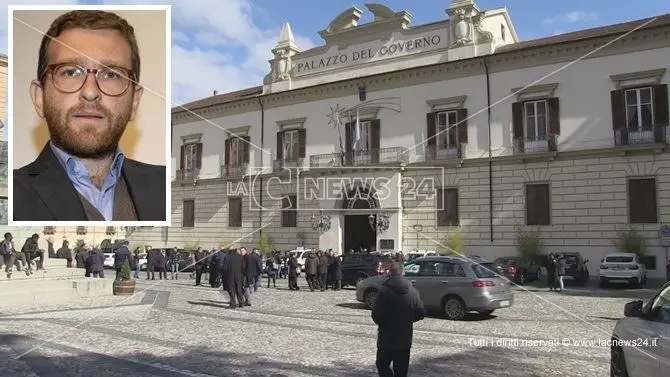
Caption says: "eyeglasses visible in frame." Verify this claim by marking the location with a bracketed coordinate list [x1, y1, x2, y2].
[42, 63, 135, 96]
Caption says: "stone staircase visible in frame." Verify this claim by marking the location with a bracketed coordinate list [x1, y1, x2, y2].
[0, 257, 84, 281]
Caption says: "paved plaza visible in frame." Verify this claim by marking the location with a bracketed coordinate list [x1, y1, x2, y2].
[0, 276, 655, 377]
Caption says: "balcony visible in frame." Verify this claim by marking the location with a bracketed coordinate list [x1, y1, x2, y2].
[0, 141, 6, 184]
[220, 163, 248, 179]
[425, 144, 463, 162]
[614, 125, 667, 147]
[272, 158, 305, 172]
[310, 147, 408, 168]
[176, 169, 200, 182]
[513, 134, 558, 154]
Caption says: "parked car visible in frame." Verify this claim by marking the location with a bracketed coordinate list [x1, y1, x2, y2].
[103, 253, 115, 269]
[356, 255, 514, 320]
[492, 256, 544, 285]
[610, 281, 670, 377]
[177, 250, 194, 272]
[599, 252, 647, 288]
[560, 252, 590, 286]
[288, 248, 313, 269]
[137, 253, 148, 271]
[341, 252, 393, 287]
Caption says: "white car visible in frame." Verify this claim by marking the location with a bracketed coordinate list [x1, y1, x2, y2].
[103, 253, 115, 268]
[137, 253, 148, 271]
[288, 248, 312, 269]
[610, 282, 670, 376]
[599, 252, 647, 287]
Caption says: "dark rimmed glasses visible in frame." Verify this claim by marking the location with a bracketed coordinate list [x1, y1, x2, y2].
[41, 63, 136, 96]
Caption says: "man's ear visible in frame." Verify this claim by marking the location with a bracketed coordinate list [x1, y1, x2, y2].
[129, 85, 143, 122]
[30, 80, 46, 118]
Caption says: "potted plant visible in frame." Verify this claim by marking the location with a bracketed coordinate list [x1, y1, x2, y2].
[112, 259, 136, 296]
[440, 227, 464, 255]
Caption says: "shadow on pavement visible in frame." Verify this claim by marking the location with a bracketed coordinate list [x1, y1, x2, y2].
[515, 280, 663, 300]
[334, 303, 497, 322]
[0, 334, 542, 377]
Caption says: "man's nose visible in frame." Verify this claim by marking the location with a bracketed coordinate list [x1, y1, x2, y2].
[79, 72, 102, 101]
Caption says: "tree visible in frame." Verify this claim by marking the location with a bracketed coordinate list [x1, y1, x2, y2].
[258, 233, 274, 256]
[516, 227, 544, 260]
[120, 259, 131, 280]
[440, 227, 464, 255]
[614, 226, 646, 255]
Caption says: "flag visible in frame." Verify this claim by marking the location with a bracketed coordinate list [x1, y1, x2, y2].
[353, 109, 361, 150]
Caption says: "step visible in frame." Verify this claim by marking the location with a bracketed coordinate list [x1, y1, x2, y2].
[0, 278, 113, 304]
[0, 268, 84, 281]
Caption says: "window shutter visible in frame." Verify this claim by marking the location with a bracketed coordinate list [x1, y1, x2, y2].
[242, 136, 250, 163]
[345, 122, 352, 152]
[195, 143, 203, 169]
[180, 145, 185, 170]
[298, 129, 306, 158]
[610, 90, 626, 130]
[224, 139, 231, 166]
[538, 184, 550, 225]
[547, 98, 561, 135]
[426, 112, 436, 160]
[525, 185, 536, 225]
[653, 84, 668, 143]
[436, 189, 447, 226]
[456, 109, 468, 144]
[447, 189, 459, 226]
[276, 132, 283, 160]
[512, 102, 524, 139]
[370, 119, 381, 150]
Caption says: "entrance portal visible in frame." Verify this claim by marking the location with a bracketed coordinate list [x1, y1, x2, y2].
[344, 215, 377, 252]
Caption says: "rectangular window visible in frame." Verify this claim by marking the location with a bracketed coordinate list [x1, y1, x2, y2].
[76, 226, 87, 235]
[228, 197, 242, 228]
[436, 188, 459, 226]
[182, 200, 195, 228]
[229, 138, 246, 165]
[525, 183, 550, 225]
[628, 178, 657, 224]
[352, 120, 372, 151]
[183, 143, 199, 171]
[436, 111, 458, 148]
[625, 87, 653, 130]
[524, 100, 548, 140]
[281, 195, 297, 227]
[282, 130, 300, 161]
[43, 226, 55, 235]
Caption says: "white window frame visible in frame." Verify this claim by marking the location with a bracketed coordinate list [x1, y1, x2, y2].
[229, 138, 245, 165]
[624, 87, 654, 130]
[523, 100, 548, 140]
[283, 129, 300, 161]
[183, 143, 198, 171]
[352, 120, 372, 151]
[436, 110, 458, 148]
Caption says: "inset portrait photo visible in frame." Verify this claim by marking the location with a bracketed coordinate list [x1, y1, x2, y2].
[8, 5, 171, 226]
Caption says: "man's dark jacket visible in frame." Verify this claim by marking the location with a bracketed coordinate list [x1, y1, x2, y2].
[13, 143, 166, 221]
[224, 251, 245, 287]
[371, 276, 426, 351]
[114, 246, 133, 269]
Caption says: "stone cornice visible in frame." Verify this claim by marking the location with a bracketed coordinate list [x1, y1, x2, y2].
[172, 25, 670, 126]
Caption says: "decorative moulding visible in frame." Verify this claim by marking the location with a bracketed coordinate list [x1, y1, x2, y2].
[427, 95, 467, 111]
[277, 117, 307, 130]
[609, 68, 666, 89]
[357, 106, 381, 119]
[511, 83, 559, 101]
[181, 133, 203, 143]
[225, 126, 251, 137]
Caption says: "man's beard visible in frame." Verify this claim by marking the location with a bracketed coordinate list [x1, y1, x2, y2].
[43, 100, 131, 159]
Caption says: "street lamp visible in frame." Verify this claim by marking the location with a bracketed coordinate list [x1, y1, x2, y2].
[412, 224, 423, 250]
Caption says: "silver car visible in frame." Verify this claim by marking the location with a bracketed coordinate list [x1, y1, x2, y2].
[610, 281, 670, 377]
[356, 256, 514, 320]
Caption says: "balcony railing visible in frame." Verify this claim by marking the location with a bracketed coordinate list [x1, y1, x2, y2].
[615, 125, 667, 147]
[272, 158, 304, 172]
[220, 163, 248, 179]
[310, 147, 408, 168]
[513, 134, 558, 154]
[425, 144, 463, 161]
[176, 169, 200, 181]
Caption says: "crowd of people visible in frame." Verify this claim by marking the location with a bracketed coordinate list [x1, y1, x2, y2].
[0, 232, 46, 278]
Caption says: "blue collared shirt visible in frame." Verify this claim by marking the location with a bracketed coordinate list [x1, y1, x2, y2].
[50, 142, 125, 221]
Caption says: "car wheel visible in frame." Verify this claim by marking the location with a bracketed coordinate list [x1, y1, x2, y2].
[443, 296, 466, 320]
[610, 345, 629, 377]
[536, 269, 542, 282]
[364, 290, 378, 309]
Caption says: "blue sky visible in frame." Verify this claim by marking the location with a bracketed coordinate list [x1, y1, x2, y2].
[2, 0, 670, 110]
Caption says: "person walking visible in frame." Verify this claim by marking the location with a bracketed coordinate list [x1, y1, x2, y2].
[266, 254, 278, 288]
[546, 253, 557, 291]
[287, 253, 300, 290]
[87, 247, 105, 278]
[113, 241, 133, 280]
[371, 262, 426, 377]
[557, 254, 566, 292]
[225, 248, 248, 308]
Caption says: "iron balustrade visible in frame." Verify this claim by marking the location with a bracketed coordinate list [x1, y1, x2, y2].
[513, 134, 558, 154]
[424, 143, 463, 162]
[309, 147, 409, 168]
[614, 124, 667, 146]
[221, 163, 249, 179]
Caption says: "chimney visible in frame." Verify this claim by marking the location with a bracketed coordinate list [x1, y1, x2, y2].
[213, 90, 218, 96]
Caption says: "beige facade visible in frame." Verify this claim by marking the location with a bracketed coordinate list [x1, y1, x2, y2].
[0, 53, 6, 136]
[1, 54, 7, 219]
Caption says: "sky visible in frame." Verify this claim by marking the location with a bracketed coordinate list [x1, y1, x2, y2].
[2, 0, 670, 112]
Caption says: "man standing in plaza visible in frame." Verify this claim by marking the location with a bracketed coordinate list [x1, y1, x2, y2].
[13, 9, 165, 221]
[225, 248, 248, 308]
[371, 262, 426, 377]
[113, 240, 132, 280]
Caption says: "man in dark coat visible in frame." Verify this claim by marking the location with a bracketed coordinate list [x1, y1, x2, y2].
[113, 240, 133, 280]
[21, 234, 41, 271]
[87, 247, 105, 278]
[56, 240, 73, 267]
[193, 247, 206, 286]
[371, 262, 426, 377]
[317, 250, 329, 291]
[76, 243, 90, 277]
[287, 254, 300, 290]
[304, 251, 319, 291]
[224, 248, 248, 308]
[209, 249, 221, 288]
[146, 247, 157, 280]
[245, 248, 262, 293]
[331, 252, 343, 290]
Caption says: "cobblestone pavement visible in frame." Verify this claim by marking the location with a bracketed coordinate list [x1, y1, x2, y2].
[0, 276, 640, 377]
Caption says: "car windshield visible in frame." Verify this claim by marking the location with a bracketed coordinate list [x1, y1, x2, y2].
[493, 258, 516, 266]
[605, 256, 634, 263]
[472, 262, 498, 278]
[563, 255, 578, 264]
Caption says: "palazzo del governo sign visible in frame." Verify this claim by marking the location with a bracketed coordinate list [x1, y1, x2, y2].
[292, 31, 447, 75]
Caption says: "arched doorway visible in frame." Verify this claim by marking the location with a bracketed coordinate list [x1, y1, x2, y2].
[342, 186, 377, 253]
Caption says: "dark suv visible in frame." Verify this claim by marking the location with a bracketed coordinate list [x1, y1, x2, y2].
[341, 252, 393, 287]
[492, 256, 545, 285]
[560, 252, 590, 286]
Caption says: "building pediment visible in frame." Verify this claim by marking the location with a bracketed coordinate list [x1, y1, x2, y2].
[318, 4, 413, 45]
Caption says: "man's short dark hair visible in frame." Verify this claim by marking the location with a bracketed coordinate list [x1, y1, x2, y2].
[4, 232, 11, 239]
[389, 262, 404, 277]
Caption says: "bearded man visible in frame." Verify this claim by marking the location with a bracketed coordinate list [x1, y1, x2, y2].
[13, 10, 165, 221]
